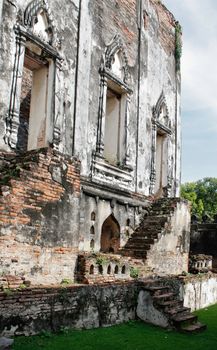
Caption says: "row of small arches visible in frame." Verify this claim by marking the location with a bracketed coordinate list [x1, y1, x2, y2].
[89, 264, 126, 275]
[193, 261, 209, 268]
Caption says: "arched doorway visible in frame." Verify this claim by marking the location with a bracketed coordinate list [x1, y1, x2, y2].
[100, 215, 120, 253]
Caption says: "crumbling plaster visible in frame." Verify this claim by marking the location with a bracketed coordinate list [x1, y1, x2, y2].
[0, 0, 79, 154]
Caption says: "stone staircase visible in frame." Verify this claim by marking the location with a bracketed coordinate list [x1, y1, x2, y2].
[138, 278, 206, 333]
[120, 198, 183, 260]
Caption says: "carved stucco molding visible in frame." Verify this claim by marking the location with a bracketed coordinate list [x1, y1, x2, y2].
[4, 1, 62, 151]
[104, 34, 129, 83]
[149, 92, 173, 196]
[23, 0, 55, 45]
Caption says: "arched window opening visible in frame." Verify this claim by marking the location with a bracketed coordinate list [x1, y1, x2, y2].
[126, 219, 130, 226]
[114, 265, 119, 274]
[89, 265, 94, 275]
[98, 265, 103, 275]
[121, 266, 126, 274]
[100, 215, 120, 254]
[107, 265, 111, 275]
[90, 239, 95, 250]
[91, 212, 96, 221]
[90, 226, 95, 235]
[6, 0, 59, 152]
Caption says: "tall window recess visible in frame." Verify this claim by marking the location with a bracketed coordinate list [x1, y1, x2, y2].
[5, 0, 63, 152]
[150, 92, 173, 197]
[92, 35, 133, 187]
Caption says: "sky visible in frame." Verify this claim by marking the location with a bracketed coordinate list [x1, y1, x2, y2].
[163, 0, 217, 183]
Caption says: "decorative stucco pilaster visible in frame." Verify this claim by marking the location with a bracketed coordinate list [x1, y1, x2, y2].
[96, 74, 108, 157]
[5, 26, 26, 149]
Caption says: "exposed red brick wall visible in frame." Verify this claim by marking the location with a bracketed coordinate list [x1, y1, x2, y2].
[150, 0, 177, 55]
[0, 148, 81, 285]
[0, 148, 80, 226]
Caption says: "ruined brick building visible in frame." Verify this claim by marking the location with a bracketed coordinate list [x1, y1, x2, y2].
[1, 0, 213, 336]
[0, 0, 190, 285]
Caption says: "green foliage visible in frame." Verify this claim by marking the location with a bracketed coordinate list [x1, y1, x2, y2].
[96, 256, 109, 266]
[60, 278, 73, 286]
[18, 284, 27, 290]
[175, 22, 182, 71]
[3, 288, 14, 296]
[130, 267, 139, 278]
[181, 177, 217, 220]
[0, 166, 21, 185]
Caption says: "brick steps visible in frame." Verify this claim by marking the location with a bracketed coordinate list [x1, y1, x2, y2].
[120, 198, 176, 260]
[181, 322, 207, 333]
[140, 278, 206, 334]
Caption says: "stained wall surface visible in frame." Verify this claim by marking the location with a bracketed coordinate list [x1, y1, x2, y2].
[0, 0, 185, 285]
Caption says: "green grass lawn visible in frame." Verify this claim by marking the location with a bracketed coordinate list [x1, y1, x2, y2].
[13, 304, 217, 350]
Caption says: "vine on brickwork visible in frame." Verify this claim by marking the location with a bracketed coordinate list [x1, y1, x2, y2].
[175, 22, 182, 71]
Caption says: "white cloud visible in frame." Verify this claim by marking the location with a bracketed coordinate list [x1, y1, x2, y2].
[163, 0, 217, 182]
[164, 0, 217, 113]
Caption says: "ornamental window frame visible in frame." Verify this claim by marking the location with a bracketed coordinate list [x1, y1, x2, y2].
[150, 91, 173, 196]
[92, 35, 133, 188]
[5, 0, 63, 152]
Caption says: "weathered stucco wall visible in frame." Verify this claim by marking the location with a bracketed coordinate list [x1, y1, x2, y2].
[0, 0, 185, 286]
[0, 148, 80, 285]
[0, 282, 138, 336]
[0, 0, 79, 154]
[180, 274, 217, 311]
[0, 0, 181, 196]
[137, 290, 169, 327]
[65, 0, 181, 197]
[146, 200, 191, 275]
[79, 191, 146, 253]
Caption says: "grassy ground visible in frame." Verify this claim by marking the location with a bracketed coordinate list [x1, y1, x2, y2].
[13, 304, 217, 350]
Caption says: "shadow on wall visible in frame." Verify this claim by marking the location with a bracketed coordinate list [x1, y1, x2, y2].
[100, 214, 120, 253]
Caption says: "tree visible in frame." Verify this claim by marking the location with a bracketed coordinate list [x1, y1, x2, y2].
[181, 177, 217, 219]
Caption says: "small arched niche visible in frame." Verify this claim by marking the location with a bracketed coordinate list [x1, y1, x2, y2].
[100, 214, 120, 254]
[90, 226, 95, 235]
[126, 218, 130, 226]
[91, 212, 96, 221]
[114, 265, 119, 274]
[90, 239, 95, 250]
[98, 265, 103, 275]
[89, 265, 94, 275]
[121, 266, 126, 274]
[107, 265, 111, 275]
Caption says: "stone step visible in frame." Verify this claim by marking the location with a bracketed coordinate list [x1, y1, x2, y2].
[172, 313, 198, 325]
[136, 226, 162, 232]
[123, 244, 151, 250]
[129, 236, 158, 243]
[127, 239, 156, 245]
[166, 306, 191, 316]
[181, 322, 207, 333]
[156, 299, 183, 309]
[127, 235, 156, 241]
[121, 250, 147, 258]
[143, 286, 169, 294]
[144, 218, 167, 225]
[153, 292, 175, 301]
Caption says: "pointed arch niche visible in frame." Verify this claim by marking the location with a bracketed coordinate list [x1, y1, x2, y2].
[100, 214, 120, 254]
[150, 92, 173, 197]
[92, 35, 133, 188]
[5, 0, 63, 152]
